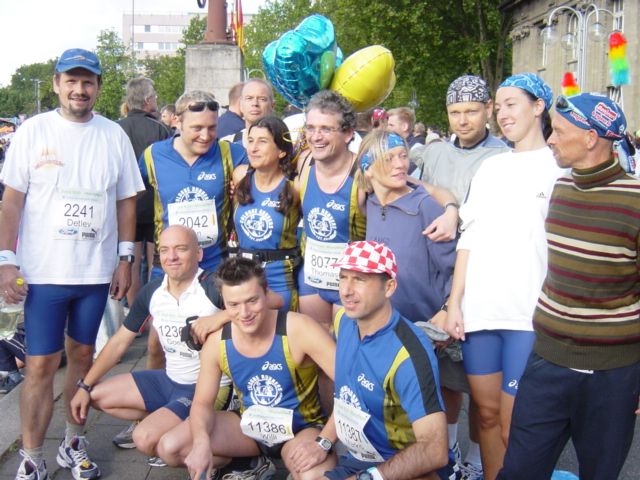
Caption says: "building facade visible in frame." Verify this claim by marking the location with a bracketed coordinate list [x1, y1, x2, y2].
[502, 0, 639, 130]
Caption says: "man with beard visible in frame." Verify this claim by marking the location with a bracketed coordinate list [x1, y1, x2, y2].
[0, 48, 144, 480]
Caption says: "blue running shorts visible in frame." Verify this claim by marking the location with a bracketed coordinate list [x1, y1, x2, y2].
[24, 283, 110, 355]
[131, 369, 196, 420]
[461, 329, 536, 396]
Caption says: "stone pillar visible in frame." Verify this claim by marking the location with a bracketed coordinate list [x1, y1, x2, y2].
[185, 44, 243, 105]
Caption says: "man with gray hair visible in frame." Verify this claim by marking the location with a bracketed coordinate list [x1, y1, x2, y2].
[117, 77, 170, 314]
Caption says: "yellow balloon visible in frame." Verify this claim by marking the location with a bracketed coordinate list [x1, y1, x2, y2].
[330, 45, 396, 112]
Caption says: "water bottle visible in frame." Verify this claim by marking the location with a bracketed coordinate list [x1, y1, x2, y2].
[0, 278, 25, 340]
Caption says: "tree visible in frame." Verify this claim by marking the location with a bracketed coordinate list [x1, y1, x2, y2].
[0, 60, 57, 117]
[242, 0, 512, 128]
[94, 30, 135, 120]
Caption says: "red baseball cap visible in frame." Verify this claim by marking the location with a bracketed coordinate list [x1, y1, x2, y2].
[332, 241, 397, 279]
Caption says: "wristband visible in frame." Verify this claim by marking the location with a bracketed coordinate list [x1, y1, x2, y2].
[118, 241, 135, 256]
[367, 467, 384, 480]
[444, 202, 460, 211]
[0, 250, 18, 267]
[76, 378, 93, 393]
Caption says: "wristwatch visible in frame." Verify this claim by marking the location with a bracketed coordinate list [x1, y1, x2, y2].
[76, 378, 93, 393]
[357, 467, 384, 480]
[119, 255, 135, 263]
[315, 436, 333, 452]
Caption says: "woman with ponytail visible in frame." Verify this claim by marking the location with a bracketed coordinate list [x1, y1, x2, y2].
[233, 115, 301, 311]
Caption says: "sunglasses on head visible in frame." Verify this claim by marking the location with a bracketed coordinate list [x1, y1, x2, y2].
[180, 100, 219, 115]
[555, 95, 588, 120]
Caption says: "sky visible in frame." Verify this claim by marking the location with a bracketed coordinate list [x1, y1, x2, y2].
[0, 0, 265, 87]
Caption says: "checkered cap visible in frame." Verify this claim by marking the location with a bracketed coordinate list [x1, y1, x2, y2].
[332, 241, 397, 279]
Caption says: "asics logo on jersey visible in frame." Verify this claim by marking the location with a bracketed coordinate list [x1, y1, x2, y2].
[261, 198, 280, 208]
[508, 379, 518, 390]
[326, 199, 346, 211]
[262, 361, 283, 371]
[357, 373, 375, 391]
[197, 171, 217, 181]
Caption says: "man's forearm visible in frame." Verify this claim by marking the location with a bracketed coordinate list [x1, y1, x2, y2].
[0, 187, 25, 251]
[377, 440, 447, 480]
[116, 197, 137, 242]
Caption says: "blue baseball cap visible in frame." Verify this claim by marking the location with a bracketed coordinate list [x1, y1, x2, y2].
[555, 93, 626, 141]
[55, 48, 102, 76]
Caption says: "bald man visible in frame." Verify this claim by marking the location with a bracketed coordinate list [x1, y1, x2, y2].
[70, 226, 233, 462]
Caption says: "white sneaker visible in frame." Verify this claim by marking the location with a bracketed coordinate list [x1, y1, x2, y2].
[56, 436, 101, 480]
[459, 461, 483, 480]
[15, 451, 48, 480]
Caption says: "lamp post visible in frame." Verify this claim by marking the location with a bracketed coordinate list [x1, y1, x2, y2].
[30, 79, 43, 114]
[541, 2, 613, 88]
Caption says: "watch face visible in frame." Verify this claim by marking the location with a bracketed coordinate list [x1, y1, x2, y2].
[356, 472, 373, 480]
[316, 437, 331, 451]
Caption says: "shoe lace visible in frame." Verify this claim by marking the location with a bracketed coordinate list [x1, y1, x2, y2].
[459, 461, 483, 480]
[17, 450, 44, 479]
[67, 437, 94, 468]
[221, 458, 272, 480]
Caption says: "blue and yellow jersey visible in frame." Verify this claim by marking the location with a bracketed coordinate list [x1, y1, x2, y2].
[333, 308, 444, 460]
[220, 311, 325, 432]
[234, 176, 300, 310]
[140, 137, 247, 271]
[299, 159, 365, 246]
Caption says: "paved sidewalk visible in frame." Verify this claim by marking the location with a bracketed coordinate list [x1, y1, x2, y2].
[0, 333, 638, 479]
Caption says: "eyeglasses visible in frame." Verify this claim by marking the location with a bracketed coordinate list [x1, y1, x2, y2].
[178, 100, 219, 115]
[303, 125, 342, 136]
[555, 95, 588, 121]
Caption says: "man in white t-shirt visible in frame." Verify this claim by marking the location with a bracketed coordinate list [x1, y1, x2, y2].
[0, 48, 144, 480]
[70, 226, 233, 465]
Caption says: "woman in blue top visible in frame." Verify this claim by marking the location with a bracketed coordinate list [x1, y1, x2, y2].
[233, 116, 301, 311]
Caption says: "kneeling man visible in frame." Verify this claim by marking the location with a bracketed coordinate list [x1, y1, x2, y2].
[157, 257, 337, 480]
[70, 226, 235, 460]
[321, 241, 449, 480]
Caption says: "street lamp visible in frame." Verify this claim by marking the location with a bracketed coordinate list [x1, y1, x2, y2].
[30, 79, 43, 114]
[540, 2, 613, 88]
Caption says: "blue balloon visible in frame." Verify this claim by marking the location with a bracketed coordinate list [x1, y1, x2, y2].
[262, 14, 338, 108]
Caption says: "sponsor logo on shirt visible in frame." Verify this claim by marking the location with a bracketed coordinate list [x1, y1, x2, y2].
[262, 361, 283, 371]
[307, 207, 337, 241]
[35, 148, 64, 169]
[338, 385, 361, 409]
[326, 199, 346, 211]
[247, 374, 283, 406]
[357, 373, 375, 391]
[197, 171, 217, 181]
[239, 208, 274, 242]
[261, 197, 280, 208]
[175, 186, 209, 202]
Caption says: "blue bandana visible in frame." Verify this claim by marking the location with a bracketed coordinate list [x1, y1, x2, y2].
[500, 73, 553, 110]
[359, 133, 406, 171]
[555, 93, 626, 141]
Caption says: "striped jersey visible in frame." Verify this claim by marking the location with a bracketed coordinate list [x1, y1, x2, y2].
[534, 158, 640, 370]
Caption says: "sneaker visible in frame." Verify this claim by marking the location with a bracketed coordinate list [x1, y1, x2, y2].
[112, 421, 138, 449]
[459, 461, 483, 480]
[147, 456, 167, 467]
[0, 371, 23, 393]
[186, 470, 222, 480]
[221, 456, 276, 480]
[56, 436, 101, 480]
[16, 451, 49, 480]
[451, 441, 462, 465]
